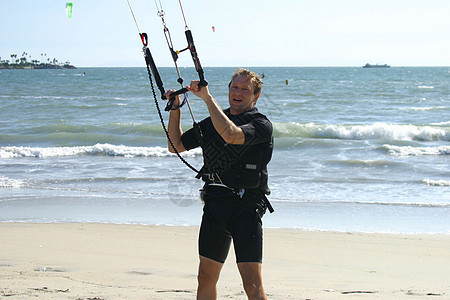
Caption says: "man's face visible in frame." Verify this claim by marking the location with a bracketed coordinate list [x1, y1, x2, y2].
[228, 75, 260, 115]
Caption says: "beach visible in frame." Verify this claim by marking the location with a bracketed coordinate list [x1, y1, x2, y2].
[1, 223, 449, 299]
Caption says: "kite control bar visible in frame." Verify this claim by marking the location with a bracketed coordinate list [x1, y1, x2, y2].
[135, 31, 201, 174]
[139, 32, 193, 108]
[139, 29, 206, 113]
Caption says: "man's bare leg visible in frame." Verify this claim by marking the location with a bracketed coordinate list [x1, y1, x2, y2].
[197, 255, 223, 300]
[237, 262, 267, 300]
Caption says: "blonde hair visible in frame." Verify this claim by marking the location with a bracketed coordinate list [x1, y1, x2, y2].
[228, 68, 262, 95]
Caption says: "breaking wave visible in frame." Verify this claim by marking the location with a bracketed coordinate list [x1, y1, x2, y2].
[273, 122, 449, 141]
[0, 176, 24, 188]
[381, 144, 450, 156]
[422, 179, 450, 187]
[0, 143, 202, 158]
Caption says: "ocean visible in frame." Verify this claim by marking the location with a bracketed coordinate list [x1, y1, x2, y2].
[1, 66, 449, 234]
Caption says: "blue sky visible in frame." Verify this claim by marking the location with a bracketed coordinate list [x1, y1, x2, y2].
[1, 0, 449, 67]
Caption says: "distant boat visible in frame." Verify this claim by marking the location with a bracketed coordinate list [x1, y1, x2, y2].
[363, 63, 390, 68]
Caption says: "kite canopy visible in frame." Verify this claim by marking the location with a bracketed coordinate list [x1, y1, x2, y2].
[66, 2, 73, 18]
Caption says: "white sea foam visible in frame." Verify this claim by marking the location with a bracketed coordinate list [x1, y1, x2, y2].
[0, 143, 202, 158]
[0, 176, 23, 188]
[422, 179, 450, 187]
[431, 121, 450, 126]
[409, 106, 446, 111]
[274, 122, 449, 141]
[381, 144, 450, 156]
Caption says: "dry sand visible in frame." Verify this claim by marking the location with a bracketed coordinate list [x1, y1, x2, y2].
[1, 223, 449, 299]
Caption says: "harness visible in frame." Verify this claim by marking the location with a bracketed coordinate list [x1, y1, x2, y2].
[200, 183, 274, 215]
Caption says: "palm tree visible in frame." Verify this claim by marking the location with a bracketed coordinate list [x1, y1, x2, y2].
[19, 52, 28, 64]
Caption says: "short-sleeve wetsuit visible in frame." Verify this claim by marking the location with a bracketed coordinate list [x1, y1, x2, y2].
[181, 107, 273, 263]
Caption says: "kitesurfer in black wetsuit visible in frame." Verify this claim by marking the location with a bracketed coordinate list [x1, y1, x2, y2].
[166, 68, 273, 300]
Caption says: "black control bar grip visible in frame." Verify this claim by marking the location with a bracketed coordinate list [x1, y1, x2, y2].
[185, 30, 208, 87]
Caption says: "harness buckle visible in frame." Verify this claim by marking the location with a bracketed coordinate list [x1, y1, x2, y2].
[237, 188, 245, 198]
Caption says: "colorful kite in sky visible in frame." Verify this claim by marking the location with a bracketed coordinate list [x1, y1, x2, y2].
[66, 2, 73, 18]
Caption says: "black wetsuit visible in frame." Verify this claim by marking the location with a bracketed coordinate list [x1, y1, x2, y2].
[181, 107, 273, 263]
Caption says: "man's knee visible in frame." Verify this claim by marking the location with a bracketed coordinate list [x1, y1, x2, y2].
[198, 256, 223, 285]
[238, 262, 266, 299]
[197, 267, 216, 285]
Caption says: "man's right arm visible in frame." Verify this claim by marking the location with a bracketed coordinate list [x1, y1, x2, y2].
[186, 81, 245, 145]
[166, 91, 187, 153]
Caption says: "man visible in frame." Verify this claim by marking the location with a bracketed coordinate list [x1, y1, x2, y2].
[166, 68, 273, 300]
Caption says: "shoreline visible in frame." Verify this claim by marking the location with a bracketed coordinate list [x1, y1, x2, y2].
[2, 221, 449, 236]
[1, 222, 449, 299]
